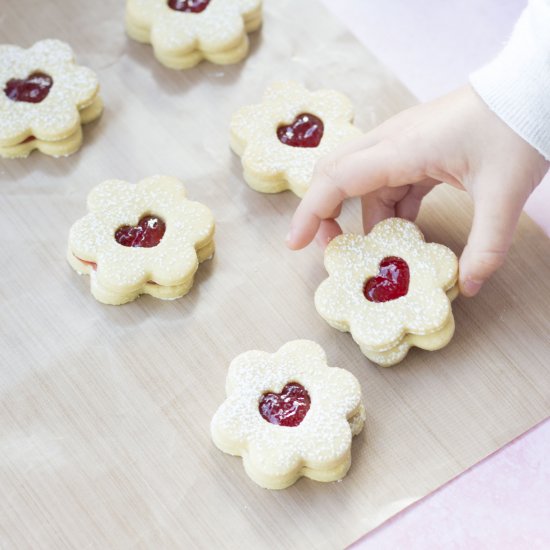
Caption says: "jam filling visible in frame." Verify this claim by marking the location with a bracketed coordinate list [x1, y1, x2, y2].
[277, 113, 324, 148]
[167, 0, 211, 13]
[259, 382, 311, 427]
[79, 258, 97, 270]
[74, 256, 158, 285]
[115, 215, 166, 248]
[4, 72, 53, 103]
[363, 256, 410, 302]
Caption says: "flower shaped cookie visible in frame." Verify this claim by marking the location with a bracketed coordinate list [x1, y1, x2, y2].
[68, 175, 215, 305]
[211, 340, 366, 490]
[0, 39, 102, 158]
[230, 81, 363, 197]
[125, 0, 262, 69]
[315, 218, 459, 367]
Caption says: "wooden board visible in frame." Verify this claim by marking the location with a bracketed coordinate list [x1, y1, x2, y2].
[1, 0, 549, 548]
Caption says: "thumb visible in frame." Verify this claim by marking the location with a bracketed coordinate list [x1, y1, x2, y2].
[459, 185, 526, 297]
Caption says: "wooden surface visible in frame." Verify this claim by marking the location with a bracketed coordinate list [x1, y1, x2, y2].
[1, 0, 550, 548]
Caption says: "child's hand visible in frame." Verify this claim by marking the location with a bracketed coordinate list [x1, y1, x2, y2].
[286, 86, 549, 297]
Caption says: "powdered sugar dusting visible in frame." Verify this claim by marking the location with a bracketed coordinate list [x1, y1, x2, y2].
[315, 218, 458, 365]
[230, 81, 362, 197]
[210, 340, 365, 489]
[126, 0, 262, 68]
[67, 176, 215, 305]
[0, 39, 100, 147]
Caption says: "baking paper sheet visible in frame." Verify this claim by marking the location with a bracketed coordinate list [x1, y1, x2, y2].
[1, 0, 550, 548]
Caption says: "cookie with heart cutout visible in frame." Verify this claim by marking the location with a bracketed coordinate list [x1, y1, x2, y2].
[230, 81, 363, 197]
[125, 0, 262, 69]
[211, 340, 366, 490]
[0, 39, 102, 158]
[67, 175, 215, 305]
[315, 218, 459, 366]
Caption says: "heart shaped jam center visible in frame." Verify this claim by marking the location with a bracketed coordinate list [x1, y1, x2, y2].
[167, 0, 210, 12]
[259, 382, 311, 427]
[4, 72, 53, 103]
[277, 113, 324, 148]
[363, 256, 410, 302]
[115, 215, 166, 248]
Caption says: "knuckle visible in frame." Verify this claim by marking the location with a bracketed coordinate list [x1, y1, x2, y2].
[314, 155, 340, 182]
[378, 137, 399, 158]
[377, 193, 398, 210]
[381, 134, 430, 181]
[475, 249, 507, 273]
[313, 156, 349, 200]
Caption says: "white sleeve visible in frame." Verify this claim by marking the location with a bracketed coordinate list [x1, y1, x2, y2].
[469, 0, 550, 160]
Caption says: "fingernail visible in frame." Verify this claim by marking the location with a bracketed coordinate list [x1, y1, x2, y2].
[462, 278, 483, 297]
[285, 229, 294, 247]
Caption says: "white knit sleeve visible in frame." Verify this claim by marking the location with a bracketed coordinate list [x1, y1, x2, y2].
[469, 0, 550, 160]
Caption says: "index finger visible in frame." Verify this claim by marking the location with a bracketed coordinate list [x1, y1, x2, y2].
[287, 139, 423, 249]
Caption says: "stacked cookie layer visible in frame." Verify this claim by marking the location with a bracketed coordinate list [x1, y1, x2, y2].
[315, 218, 459, 367]
[210, 340, 366, 490]
[0, 95, 103, 159]
[356, 285, 459, 367]
[67, 176, 215, 305]
[68, 229, 215, 305]
[230, 81, 362, 197]
[0, 39, 103, 159]
[125, 0, 263, 70]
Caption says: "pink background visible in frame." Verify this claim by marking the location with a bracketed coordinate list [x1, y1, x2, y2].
[318, 0, 550, 547]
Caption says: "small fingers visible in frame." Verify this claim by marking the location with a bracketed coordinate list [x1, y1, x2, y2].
[360, 182, 435, 233]
[314, 107, 418, 162]
[361, 187, 407, 233]
[459, 180, 528, 297]
[315, 219, 343, 249]
[395, 182, 436, 222]
[288, 139, 428, 249]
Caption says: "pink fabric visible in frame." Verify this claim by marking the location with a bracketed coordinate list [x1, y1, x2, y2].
[352, 420, 550, 548]
[319, 0, 550, 546]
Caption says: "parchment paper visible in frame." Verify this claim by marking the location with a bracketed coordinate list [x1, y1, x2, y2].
[1, 0, 549, 548]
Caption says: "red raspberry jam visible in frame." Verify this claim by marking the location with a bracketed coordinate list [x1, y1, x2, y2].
[363, 256, 410, 302]
[73, 255, 158, 285]
[167, 0, 210, 13]
[79, 258, 97, 270]
[259, 382, 311, 427]
[277, 113, 324, 148]
[4, 72, 53, 103]
[115, 215, 166, 248]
